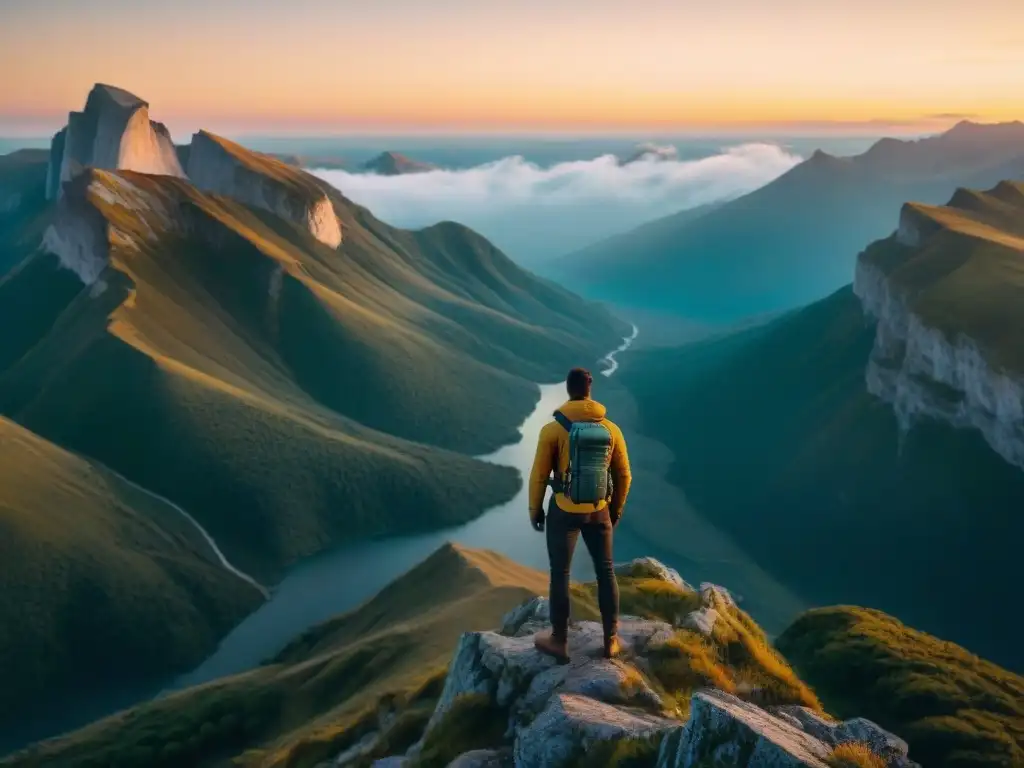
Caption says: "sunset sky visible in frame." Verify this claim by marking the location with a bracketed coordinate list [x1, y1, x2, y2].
[1, 0, 1022, 138]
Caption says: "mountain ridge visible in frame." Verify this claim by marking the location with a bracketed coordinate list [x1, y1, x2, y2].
[0, 83, 629, 749]
[555, 121, 1024, 322]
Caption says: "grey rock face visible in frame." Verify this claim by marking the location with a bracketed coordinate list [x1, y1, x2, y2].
[187, 130, 342, 248]
[516, 693, 677, 768]
[347, 587, 916, 768]
[659, 690, 833, 768]
[47, 84, 185, 200]
[682, 607, 719, 637]
[772, 706, 913, 766]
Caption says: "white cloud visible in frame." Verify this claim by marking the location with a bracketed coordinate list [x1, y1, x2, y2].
[313, 143, 801, 263]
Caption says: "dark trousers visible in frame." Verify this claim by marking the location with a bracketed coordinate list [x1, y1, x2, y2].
[546, 498, 619, 640]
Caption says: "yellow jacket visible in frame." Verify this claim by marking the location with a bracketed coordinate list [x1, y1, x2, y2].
[528, 398, 632, 516]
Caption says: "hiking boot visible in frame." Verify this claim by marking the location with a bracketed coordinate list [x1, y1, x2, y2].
[603, 634, 622, 659]
[534, 631, 570, 663]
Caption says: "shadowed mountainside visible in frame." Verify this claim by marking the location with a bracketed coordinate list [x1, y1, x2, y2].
[619, 283, 1024, 672]
[0, 416, 263, 748]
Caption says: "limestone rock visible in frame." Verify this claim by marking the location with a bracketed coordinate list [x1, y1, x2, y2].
[187, 130, 342, 248]
[516, 693, 677, 768]
[681, 607, 719, 637]
[46, 84, 185, 200]
[499, 596, 550, 637]
[658, 689, 833, 768]
[699, 582, 737, 609]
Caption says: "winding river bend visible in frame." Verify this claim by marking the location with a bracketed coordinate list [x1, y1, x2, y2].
[170, 325, 645, 690]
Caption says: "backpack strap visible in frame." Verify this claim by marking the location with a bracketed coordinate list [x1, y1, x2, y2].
[553, 410, 573, 433]
[548, 410, 574, 494]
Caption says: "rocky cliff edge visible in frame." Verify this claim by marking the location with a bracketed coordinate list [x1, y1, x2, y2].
[324, 558, 918, 768]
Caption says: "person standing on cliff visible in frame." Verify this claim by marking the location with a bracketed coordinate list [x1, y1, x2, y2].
[528, 367, 632, 662]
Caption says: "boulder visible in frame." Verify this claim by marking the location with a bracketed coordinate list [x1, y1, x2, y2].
[516, 693, 677, 768]
[681, 607, 719, 637]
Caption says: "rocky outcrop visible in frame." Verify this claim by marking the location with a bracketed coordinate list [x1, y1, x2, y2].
[45, 84, 185, 200]
[854, 198, 1024, 469]
[364, 559, 915, 768]
[187, 131, 342, 248]
[40, 170, 178, 286]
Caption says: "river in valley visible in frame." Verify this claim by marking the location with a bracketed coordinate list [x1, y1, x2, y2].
[169, 325, 665, 689]
[170, 320, 803, 693]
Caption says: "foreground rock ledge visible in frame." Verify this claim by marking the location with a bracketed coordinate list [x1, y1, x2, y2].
[347, 558, 917, 768]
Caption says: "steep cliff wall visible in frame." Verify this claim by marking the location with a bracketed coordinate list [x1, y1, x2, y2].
[186, 130, 342, 248]
[45, 84, 185, 200]
[854, 185, 1024, 469]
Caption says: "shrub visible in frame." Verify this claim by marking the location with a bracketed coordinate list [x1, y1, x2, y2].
[828, 742, 886, 768]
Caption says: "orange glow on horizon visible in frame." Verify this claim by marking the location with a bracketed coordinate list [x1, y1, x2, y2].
[1, 0, 1022, 137]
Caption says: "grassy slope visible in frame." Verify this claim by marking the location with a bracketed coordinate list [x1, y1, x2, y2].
[862, 180, 1024, 373]
[0, 160, 626, 581]
[5, 545, 826, 768]
[0, 544, 585, 768]
[778, 607, 1024, 768]
[556, 124, 1024, 323]
[0, 416, 263, 742]
[619, 286, 1024, 671]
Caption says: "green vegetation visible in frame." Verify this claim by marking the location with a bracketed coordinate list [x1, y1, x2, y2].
[0, 417, 262, 748]
[412, 693, 507, 768]
[620, 285, 1024, 670]
[2, 545, 550, 768]
[778, 606, 1024, 768]
[642, 591, 820, 716]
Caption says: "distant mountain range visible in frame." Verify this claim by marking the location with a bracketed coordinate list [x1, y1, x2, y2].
[0, 83, 627, 745]
[619, 180, 1024, 672]
[556, 120, 1024, 324]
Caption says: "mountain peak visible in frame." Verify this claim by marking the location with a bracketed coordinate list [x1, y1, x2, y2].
[361, 151, 437, 175]
[86, 83, 147, 110]
[942, 118, 1024, 141]
[45, 83, 184, 200]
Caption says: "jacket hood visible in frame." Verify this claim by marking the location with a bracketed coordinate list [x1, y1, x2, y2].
[556, 398, 607, 422]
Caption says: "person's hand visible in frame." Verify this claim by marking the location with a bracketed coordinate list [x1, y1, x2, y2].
[609, 508, 621, 528]
[530, 509, 545, 532]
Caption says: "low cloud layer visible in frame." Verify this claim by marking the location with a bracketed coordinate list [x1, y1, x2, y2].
[314, 143, 801, 264]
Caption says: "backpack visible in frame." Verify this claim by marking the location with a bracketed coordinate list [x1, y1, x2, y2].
[550, 410, 613, 505]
